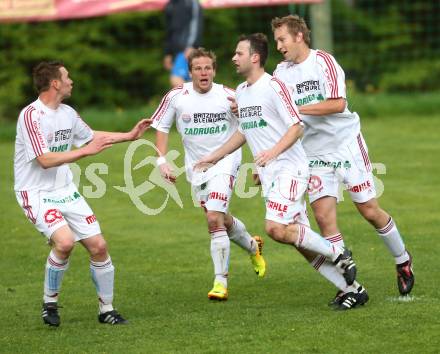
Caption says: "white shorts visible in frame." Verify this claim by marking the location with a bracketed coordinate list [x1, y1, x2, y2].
[16, 183, 101, 240]
[307, 133, 376, 204]
[192, 174, 236, 213]
[265, 173, 310, 226]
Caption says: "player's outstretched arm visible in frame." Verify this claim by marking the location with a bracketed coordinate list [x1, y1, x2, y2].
[36, 134, 114, 169]
[298, 98, 345, 116]
[255, 123, 303, 167]
[155, 130, 176, 184]
[94, 118, 153, 143]
[194, 130, 246, 171]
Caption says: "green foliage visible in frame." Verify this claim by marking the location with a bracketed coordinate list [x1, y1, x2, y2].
[333, 0, 440, 92]
[0, 11, 167, 120]
[379, 59, 440, 91]
[1, 1, 439, 120]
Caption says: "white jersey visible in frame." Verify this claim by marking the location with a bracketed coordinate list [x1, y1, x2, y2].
[236, 72, 308, 194]
[274, 49, 361, 156]
[151, 82, 241, 185]
[14, 98, 93, 191]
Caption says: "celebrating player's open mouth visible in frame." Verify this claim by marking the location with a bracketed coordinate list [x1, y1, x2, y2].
[190, 55, 215, 94]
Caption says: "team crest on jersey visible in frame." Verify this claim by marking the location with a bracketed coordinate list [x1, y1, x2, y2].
[181, 114, 191, 123]
[46, 133, 54, 142]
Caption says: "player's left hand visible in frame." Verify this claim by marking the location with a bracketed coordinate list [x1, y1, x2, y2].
[130, 118, 153, 140]
[255, 149, 276, 167]
[194, 155, 216, 172]
[227, 96, 239, 117]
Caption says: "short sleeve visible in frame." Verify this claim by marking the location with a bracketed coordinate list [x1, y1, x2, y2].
[316, 50, 347, 100]
[269, 77, 302, 128]
[71, 110, 94, 147]
[18, 106, 49, 161]
[151, 86, 182, 133]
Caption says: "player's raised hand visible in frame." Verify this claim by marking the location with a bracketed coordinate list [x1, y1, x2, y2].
[85, 135, 113, 155]
[227, 96, 239, 117]
[130, 118, 153, 140]
[255, 149, 276, 167]
[159, 162, 177, 184]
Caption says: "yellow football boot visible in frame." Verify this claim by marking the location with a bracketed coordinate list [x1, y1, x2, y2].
[250, 236, 266, 278]
[208, 281, 228, 301]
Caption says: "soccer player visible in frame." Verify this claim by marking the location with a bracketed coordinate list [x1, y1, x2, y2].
[195, 34, 362, 310]
[271, 15, 414, 305]
[151, 48, 266, 301]
[14, 61, 152, 326]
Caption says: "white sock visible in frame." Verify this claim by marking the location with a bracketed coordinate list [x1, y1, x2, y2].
[295, 225, 341, 262]
[43, 250, 69, 303]
[310, 234, 357, 293]
[90, 257, 114, 313]
[325, 233, 345, 248]
[227, 216, 257, 255]
[376, 217, 409, 264]
[210, 228, 230, 287]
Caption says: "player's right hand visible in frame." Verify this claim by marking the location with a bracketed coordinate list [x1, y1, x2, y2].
[159, 163, 176, 184]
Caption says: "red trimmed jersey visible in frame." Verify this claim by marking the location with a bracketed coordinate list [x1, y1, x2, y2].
[274, 49, 361, 155]
[14, 98, 93, 191]
[235, 72, 308, 194]
[151, 82, 241, 185]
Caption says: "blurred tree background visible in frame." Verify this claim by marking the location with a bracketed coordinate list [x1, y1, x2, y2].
[0, 0, 439, 120]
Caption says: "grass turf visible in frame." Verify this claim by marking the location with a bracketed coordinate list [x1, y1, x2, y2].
[0, 113, 439, 353]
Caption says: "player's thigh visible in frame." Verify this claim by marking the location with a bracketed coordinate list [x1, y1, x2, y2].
[265, 173, 310, 226]
[58, 185, 102, 241]
[192, 174, 236, 214]
[310, 196, 339, 233]
[345, 134, 376, 203]
[308, 165, 340, 204]
[51, 225, 76, 253]
[16, 190, 69, 240]
[80, 233, 107, 258]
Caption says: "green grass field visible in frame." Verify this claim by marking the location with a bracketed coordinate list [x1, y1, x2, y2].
[1, 113, 439, 353]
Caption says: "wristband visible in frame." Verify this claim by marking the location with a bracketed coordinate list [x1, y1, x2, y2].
[156, 156, 167, 166]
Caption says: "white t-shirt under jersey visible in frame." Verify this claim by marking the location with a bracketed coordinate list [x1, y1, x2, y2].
[14, 98, 94, 191]
[151, 82, 242, 185]
[274, 49, 360, 156]
[235, 72, 308, 194]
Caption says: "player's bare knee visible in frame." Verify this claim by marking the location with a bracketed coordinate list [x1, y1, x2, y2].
[53, 238, 75, 256]
[314, 215, 325, 230]
[285, 223, 300, 243]
[314, 211, 330, 230]
[89, 239, 108, 258]
[265, 223, 286, 242]
[206, 211, 224, 231]
[223, 214, 233, 230]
